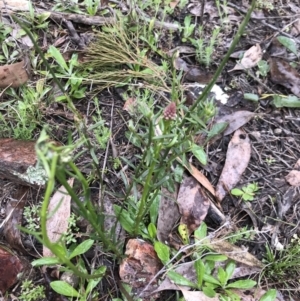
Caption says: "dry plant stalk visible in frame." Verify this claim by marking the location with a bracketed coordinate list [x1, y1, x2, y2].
[83, 23, 169, 91]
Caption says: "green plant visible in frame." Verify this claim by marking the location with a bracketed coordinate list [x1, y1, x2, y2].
[26, 0, 51, 30]
[231, 183, 259, 201]
[181, 15, 196, 42]
[84, 0, 100, 16]
[190, 26, 221, 67]
[23, 203, 42, 232]
[19, 280, 46, 301]
[226, 226, 256, 244]
[260, 242, 300, 293]
[257, 60, 270, 77]
[43, 46, 88, 100]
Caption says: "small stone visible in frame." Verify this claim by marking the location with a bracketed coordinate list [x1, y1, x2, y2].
[274, 128, 282, 135]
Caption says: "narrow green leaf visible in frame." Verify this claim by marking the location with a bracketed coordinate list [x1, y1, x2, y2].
[225, 261, 236, 283]
[244, 93, 259, 102]
[217, 267, 227, 286]
[32, 257, 60, 266]
[69, 239, 94, 259]
[204, 254, 227, 262]
[86, 267, 106, 295]
[190, 144, 207, 165]
[194, 222, 207, 241]
[148, 223, 157, 239]
[113, 205, 135, 234]
[50, 281, 80, 297]
[167, 271, 197, 288]
[277, 36, 298, 55]
[154, 241, 170, 265]
[226, 279, 256, 289]
[259, 289, 277, 301]
[194, 259, 205, 288]
[48, 46, 69, 71]
[203, 273, 221, 285]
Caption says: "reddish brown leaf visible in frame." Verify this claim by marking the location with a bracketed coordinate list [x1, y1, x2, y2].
[43, 179, 73, 257]
[0, 244, 31, 294]
[0, 60, 29, 88]
[216, 129, 251, 201]
[177, 176, 210, 234]
[285, 170, 300, 186]
[269, 57, 300, 97]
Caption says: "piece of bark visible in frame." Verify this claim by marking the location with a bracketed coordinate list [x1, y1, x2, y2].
[0, 138, 46, 187]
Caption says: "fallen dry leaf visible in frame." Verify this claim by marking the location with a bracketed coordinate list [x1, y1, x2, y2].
[173, 57, 189, 72]
[231, 288, 283, 301]
[188, 0, 219, 19]
[0, 138, 46, 187]
[119, 239, 162, 298]
[269, 57, 300, 97]
[285, 170, 300, 186]
[177, 176, 210, 234]
[229, 44, 262, 71]
[0, 60, 29, 88]
[43, 178, 74, 257]
[210, 238, 263, 268]
[157, 187, 180, 244]
[214, 111, 256, 136]
[216, 129, 251, 201]
[182, 290, 219, 301]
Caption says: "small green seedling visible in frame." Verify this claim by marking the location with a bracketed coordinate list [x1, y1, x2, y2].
[231, 183, 259, 201]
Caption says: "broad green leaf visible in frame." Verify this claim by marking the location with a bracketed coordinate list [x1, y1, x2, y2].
[244, 93, 259, 102]
[167, 271, 197, 288]
[194, 259, 205, 288]
[32, 257, 60, 266]
[154, 241, 170, 265]
[273, 95, 300, 108]
[48, 46, 69, 71]
[203, 285, 217, 297]
[148, 223, 157, 239]
[225, 261, 236, 283]
[194, 222, 207, 241]
[190, 144, 207, 165]
[50, 281, 80, 297]
[203, 273, 221, 285]
[113, 205, 135, 234]
[226, 279, 256, 289]
[204, 254, 227, 262]
[277, 36, 298, 55]
[259, 289, 277, 301]
[231, 188, 244, 196]
[69, 239, 94, 259]
[243, 193, 254, 201]
[217, 267, 227, 286]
